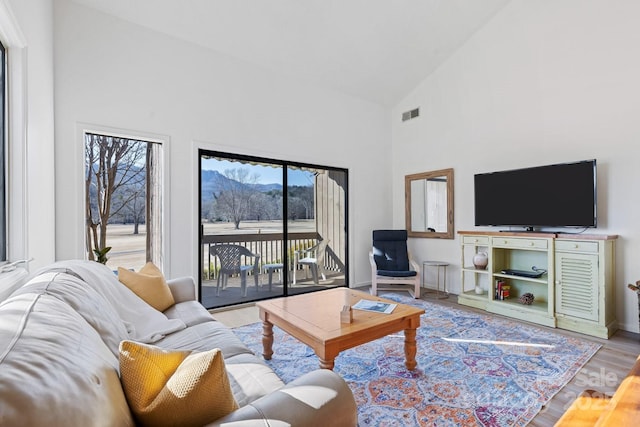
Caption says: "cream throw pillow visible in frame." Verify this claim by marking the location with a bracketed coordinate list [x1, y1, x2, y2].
[118, 262, 175, 312]
[119, 340, 239, 427]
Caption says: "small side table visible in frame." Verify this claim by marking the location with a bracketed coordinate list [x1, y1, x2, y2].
[422, 261, 449, 299]
[262, 263, 284, 291]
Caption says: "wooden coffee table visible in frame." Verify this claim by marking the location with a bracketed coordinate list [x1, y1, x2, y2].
[256, 287, 425, 370]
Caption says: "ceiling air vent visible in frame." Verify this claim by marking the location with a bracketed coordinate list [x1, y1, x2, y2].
[402, 107, 420, 122]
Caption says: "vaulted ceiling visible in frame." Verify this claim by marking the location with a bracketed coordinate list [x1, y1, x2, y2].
[71, 0, 510, 106]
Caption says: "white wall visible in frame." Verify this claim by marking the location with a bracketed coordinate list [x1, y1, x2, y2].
[392, 0, 640, 332]
[53, 0, 391, 284]
[4, 0, 56, 271]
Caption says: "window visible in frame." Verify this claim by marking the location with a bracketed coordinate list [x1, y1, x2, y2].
[0, 40, 6, 263]
[84, 132, 163, 270]
[199, 150, 348, 309]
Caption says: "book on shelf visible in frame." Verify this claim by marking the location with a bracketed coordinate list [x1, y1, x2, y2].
[495, 279, 510, 300]
[352, 299, 397, 314]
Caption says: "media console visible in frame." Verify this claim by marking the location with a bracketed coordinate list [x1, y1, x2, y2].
[458, 231, 618, 339]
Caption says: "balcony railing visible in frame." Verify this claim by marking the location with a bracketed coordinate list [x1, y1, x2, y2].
[201, 232, 344, 280]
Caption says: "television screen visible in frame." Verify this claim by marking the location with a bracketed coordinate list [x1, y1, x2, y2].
[474, 159, 597, 229]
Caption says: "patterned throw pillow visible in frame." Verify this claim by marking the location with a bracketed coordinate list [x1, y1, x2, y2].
[118, 262, 175, 312]
[119, 340, 239, 427]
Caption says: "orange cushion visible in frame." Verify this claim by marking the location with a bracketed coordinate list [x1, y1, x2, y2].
[119, 340, 239, 427]
[118, 262, 175, 311]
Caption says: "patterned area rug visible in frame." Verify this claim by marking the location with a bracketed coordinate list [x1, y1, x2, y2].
[233, 293, 601, 426]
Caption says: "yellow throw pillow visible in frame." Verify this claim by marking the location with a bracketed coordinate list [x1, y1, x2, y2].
[119, 340, 239, 427]
[118, 262, 175, 312]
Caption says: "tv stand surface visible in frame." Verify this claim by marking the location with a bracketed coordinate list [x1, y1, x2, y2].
[460, 230, 618, 239]
[462, 230, 555, 238]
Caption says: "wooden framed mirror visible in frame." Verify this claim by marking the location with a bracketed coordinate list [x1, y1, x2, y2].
[405, 168, 454, 239]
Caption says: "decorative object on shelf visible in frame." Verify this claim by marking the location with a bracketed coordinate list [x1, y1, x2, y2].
[474, 284, 484, 295]
[501, 285, 510, 300]
[472, 252, 488, 270]
[519, 293, 535, 305]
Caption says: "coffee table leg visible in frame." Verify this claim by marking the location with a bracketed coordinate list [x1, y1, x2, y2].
[262, 320, 274, 360]
[404, 327, 418, 370]
[318, 358, 335, 370]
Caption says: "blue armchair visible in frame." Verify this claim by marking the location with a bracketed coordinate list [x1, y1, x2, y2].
[369, 230, 421, 298]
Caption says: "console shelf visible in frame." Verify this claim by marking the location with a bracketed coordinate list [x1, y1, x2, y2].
[493, 273, 547, 284]
[458, 231, 618, 338]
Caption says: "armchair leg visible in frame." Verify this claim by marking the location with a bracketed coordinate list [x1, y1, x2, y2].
[216, 275, 221, 296]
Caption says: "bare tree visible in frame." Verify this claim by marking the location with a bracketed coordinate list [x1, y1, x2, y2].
[213, 168, 260, 229]
[248, 192, 280, 221]
[115, 184, 146, 234]
[85, 134, 146, 261]
[287, 197, 304, 220]
[287, 186, 314, 220]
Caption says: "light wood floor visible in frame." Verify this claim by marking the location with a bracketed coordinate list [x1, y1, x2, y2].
[211, 303, 260, 328]
[210, 287, 640, 426]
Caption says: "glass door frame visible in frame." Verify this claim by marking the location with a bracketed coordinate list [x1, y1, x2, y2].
[198, 149, 349, 309]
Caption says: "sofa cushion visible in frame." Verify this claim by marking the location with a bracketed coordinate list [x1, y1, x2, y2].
[164, 300, 215, 327]
[13, 270, 130, 357]
[0, 293, 134, 426]
[154, 321, 255, 359]
[36, 261, 186, 343]
[118, 262, 175, 312]
[119, 340, 238, 427]
[223, 353, 286, 407]
[153, 321, 284, 406]
[210, 369, 359, 427]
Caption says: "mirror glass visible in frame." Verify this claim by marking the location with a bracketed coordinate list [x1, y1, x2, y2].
[405, 168, 454, 239]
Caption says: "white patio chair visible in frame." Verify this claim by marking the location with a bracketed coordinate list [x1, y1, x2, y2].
[210, 244, 260, 297]
[293, 239, 329, 285]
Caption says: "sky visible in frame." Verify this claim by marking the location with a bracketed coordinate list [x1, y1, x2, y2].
[201, 158, 314, 187]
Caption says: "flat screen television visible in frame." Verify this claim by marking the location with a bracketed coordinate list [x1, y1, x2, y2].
[474, 159, 597, 230]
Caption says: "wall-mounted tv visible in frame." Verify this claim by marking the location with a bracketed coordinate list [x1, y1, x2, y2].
[474, 159, 597, 230]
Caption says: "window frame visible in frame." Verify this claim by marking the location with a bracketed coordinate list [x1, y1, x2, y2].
[80, 125, 169, 273]
[0, 40, 6, 262]
[0, 4, 28, 264]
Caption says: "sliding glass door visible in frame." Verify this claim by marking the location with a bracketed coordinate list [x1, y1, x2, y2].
[199, 150, 348, 309]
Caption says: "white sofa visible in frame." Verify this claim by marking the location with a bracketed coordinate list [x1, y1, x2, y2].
[0, 260, 357, 426]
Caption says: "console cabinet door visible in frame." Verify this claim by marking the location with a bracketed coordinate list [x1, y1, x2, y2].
[555, 252, 599, 322]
